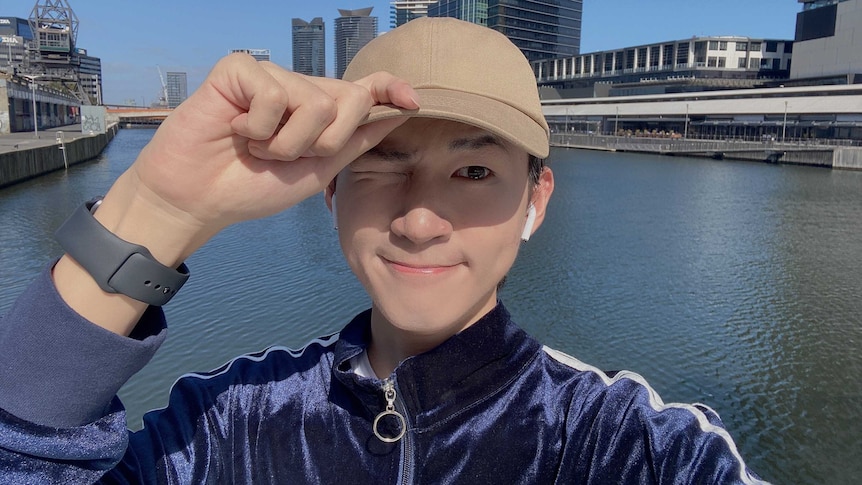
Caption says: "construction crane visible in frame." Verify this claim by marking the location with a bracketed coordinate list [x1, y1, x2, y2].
[23, 0, 92, 104]
[155, 65, 169, 108]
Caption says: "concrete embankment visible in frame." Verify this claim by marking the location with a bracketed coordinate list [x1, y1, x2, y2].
[833, 148, 862, 170]
[0, 124, 118, 189]
[551, 134, 861, 170]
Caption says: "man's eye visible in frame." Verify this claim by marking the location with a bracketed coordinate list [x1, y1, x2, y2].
[455, 166, 491, 180]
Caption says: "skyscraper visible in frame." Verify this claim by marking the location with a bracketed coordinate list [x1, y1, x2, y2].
[292, 18, 326, 77]
[334, 7, 378, 79]
[390, 0, 440, 28]
[166, 72, 187, 108]
[429, 0, 582, 62]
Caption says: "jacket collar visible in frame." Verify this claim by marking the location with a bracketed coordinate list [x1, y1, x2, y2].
[331, 302, 541, 428]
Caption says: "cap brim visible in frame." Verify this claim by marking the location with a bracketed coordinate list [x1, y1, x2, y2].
[363, 88, 549, 159]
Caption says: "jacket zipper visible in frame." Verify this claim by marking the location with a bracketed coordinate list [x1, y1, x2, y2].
[372, 378, 414, 484]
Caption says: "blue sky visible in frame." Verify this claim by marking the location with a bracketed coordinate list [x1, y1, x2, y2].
[6, 1, 802, 105]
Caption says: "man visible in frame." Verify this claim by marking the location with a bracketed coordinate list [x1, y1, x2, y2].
[0, 18, 764, 483]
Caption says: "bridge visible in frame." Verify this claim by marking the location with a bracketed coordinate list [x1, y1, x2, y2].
[106, 108, 172, 128]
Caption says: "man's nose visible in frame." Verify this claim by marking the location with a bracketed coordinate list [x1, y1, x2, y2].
[390, 195, 453, 246]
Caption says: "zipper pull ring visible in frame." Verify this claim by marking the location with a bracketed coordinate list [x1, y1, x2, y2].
[373, 379, 407, 443]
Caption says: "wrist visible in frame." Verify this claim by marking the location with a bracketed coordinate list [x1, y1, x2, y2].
[95, 171, 218, 267]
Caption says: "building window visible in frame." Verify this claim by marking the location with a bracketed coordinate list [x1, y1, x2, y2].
[707, 56, 717, 67]
[637, 47, 647, 68]
[719, 41, 728, 50]
[750, 57, 760, 69]
[736, 42, 748, 51]
[765, 41, 778, 52]
[676, 43, 689, 66]
[784, 42, 793, 53]
[709, 40, 719, 50]
[650, 45, 660, 67]
[604, 52, 613, 72]
[760, 58, 770, 68]
[662, 44, 674, 66]
[772, 58, 781, 70]
[718, 57, 726, 67]
[750, 41, 762, 51]
[738, 57, 747, 68]
[625, 49, 635, 70]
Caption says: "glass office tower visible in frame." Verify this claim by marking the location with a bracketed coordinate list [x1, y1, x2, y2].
[292, 18, 326, 77]
[429, 0, 582, 62]
[335, 7, 378, 79]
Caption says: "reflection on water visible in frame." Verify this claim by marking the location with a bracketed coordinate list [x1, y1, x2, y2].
[1, 131, 860, 484]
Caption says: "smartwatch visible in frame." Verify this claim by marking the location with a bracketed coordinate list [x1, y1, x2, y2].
[55, 197, 190, 306]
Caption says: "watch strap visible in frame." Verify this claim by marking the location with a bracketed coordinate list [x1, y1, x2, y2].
[55, 198, 190, 306]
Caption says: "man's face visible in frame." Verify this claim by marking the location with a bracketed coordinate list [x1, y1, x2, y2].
[330, 118, 552, 339]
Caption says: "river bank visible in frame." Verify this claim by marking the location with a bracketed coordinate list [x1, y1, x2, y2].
[0, 123, 118, 189]
[551, 133, 862, 170]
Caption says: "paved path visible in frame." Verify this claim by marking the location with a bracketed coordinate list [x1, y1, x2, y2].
[0, 125, 87, 154]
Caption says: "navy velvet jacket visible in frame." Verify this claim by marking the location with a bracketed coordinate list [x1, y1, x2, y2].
[0, 270, 766, 484]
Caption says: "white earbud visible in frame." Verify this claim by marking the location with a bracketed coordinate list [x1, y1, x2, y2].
[521, 204, 536, 242]
[331, 194, 338, 230]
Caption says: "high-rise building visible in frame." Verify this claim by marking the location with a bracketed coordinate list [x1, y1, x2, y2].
[77, 48, 103, 104]
[229, 49, 272, 62]
[390, 1, 439, 28]
[335, 7, 378, 79]
[292, 18, 325, 77]
[0, 17, 32, 72]
[791, 0, 862, 82]
[429, 0, 582, 63]
[166, 72, 187, 108]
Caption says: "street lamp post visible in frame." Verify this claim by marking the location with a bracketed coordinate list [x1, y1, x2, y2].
[614, 106, 619, 136]
[684, 103, 690, 139]
[21, 75, 41, 138]
[782, 100, 788, 143]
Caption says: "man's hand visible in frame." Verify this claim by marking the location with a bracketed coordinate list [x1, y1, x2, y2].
[53, 54, 419, 335]
[133, 53, 418, 232]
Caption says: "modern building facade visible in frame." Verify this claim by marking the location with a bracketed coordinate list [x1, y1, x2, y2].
[334, 8, 377, 79]
[535, 36, 793, 98]
[76, 48, 102, 104]
[429, 0, 582, 62]
[790, 0, 862, 82]
[292, 18, 325, 77]
[165, 72, 187, 108]
[0, 17, 32, 72]
[229, 49, 271, 62]
[390, 0, 439, 28]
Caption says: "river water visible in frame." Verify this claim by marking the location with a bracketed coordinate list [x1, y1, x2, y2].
[1, 129, 860, 484]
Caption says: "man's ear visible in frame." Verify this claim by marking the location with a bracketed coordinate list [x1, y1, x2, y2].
[324, 180, 336, 211]
[526, 166, 554, 238]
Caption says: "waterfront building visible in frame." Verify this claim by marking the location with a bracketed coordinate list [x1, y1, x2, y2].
[0, 17, 32, 73]
[77, 48, 102, 104]
[229, 49, 272, 62]
[428, 0, 582, 62]
[292, 18, 325, 77]
[165, 72, 187, 109]
[790, 0, 862, 83]
[0, 74, 79, 133]
[334, 8, 377, 79]
[542, 83, 862, 142]
[535, 36, 793, 99]
[390, 1, 440, 27]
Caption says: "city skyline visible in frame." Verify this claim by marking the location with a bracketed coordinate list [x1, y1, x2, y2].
[3, 1, 802, 104]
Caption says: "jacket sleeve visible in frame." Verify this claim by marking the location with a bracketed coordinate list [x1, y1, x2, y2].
[561, 371, 768, 484]
[0, 265, 167, 483]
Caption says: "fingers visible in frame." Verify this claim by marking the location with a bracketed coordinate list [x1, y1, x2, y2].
[211, 55, 421, 164]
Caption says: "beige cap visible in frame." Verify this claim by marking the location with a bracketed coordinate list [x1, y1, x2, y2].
[343, 17, 550, 159]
